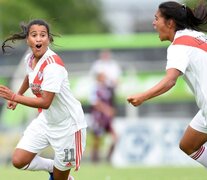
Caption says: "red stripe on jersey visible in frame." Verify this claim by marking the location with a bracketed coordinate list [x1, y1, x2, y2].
[75, 130, 82, 171]
[52, 55, 65, 66]
[32, 54, 65, 112]
[33, 61, 48, 85]
[173, 35, 207, 52]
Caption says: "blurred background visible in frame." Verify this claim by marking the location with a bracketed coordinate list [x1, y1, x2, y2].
[0, 0, 202, 176]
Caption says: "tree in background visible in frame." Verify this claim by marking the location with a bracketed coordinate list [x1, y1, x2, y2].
[0, 0, 109, 39]
[183, 0, 207, 11]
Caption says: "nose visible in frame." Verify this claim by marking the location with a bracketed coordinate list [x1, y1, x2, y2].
[152, 19, 156, 26]
[152, 20, 156, 29]
[36, 35, 41, 42]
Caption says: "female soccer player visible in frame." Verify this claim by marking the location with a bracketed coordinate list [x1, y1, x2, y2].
[0, 19, 87, 180]
[127, 1, 207, 168]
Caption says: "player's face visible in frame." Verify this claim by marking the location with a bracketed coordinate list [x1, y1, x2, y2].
[152, 10, 172, 41]
[27, 24, 50, 59]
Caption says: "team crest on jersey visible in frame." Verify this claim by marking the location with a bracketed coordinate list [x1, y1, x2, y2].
[38, 71, 43, 81]
[30, 83, 42, 95]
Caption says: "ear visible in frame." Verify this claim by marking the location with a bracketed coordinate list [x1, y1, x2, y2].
[167, 19, 175, 29]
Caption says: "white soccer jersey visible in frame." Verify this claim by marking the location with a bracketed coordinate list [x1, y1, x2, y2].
[25, 48, 87, 135]
[166, 29, 207, 118]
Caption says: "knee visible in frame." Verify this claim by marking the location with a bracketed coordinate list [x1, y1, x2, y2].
[179, 140, 198, 155]
[12, 156, 27, 169]
[179, 141, 187, 153]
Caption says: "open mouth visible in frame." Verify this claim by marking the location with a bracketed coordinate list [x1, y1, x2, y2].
[36, 44, 42, 49]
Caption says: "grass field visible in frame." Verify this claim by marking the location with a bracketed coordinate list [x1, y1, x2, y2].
[1, 163, 207, 180]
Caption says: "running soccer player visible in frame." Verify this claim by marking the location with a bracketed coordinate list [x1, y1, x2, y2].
[0, 19, 87, 180]
[127, 1, 207, 168]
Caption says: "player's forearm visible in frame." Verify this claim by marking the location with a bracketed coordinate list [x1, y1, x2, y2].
[144, 68, 181, 101]
[143, 77, 176, 101]
[12, 94, 49, 109]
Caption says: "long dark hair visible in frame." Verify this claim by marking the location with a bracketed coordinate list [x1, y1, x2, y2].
[2, 19, 54, 54]
[159, 1, 207, 32]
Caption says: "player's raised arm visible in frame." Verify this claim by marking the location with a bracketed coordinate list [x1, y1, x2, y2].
[127, 68, 181, 106]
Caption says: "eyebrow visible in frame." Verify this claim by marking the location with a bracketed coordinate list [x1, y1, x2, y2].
[30, 31, 47, 34]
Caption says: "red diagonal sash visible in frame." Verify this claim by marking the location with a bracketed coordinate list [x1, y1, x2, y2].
[173, 35, 207, 52]
[32, 55, 65, 112]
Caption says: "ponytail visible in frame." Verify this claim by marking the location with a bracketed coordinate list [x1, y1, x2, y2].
[2, 23, 28, 54]
[159, 1, 207, 32]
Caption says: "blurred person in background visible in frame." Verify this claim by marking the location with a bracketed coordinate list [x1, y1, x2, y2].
[89, 72, 117, 163]
[90, 49, 122, 93]
[127, 1, 207, 169]
[0, 19, 87, 180]
[89, 49, 122, 162]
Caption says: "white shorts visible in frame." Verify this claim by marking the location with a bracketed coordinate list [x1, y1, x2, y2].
[16, 118, 87, 171]
[190, 110, 207, 134]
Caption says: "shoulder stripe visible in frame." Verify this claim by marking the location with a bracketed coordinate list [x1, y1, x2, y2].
[46, 56, 55, 64]
[52, 55, 65, 67]
[44, 55, 64, 66]
[173, 35, 207, 52]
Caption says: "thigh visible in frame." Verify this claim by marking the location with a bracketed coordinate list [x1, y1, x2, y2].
[51, 128, 87, 171]
[180, 125, 207, 155]
[12, 148, 37, 168]
[180, 111, 207, 154]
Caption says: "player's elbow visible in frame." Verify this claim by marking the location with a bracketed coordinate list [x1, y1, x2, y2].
[41, 101, 51, 109]
[170, 79, 176, 87]
[163, 80, 176, 92]
[42, 104, 51, 109]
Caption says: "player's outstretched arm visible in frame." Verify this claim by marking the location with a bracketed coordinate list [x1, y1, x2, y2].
[127, 68, 181, 106]
[0, 85, 55, 109]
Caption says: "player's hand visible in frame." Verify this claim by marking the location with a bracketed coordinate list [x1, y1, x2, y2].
[7, 100, 18, 110]
[0, 85, 14, 101]
[127, 93, 145, 107]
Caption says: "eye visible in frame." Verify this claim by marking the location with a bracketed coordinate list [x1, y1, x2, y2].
[29, 32, 37, 38]
[40, 33, 47, 38]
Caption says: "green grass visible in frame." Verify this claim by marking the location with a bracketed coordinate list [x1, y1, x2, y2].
[1, 163, 207, 180]
[0, 165, 48, 180]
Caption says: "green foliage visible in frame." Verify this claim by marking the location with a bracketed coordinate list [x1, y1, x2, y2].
[183, 0, 207, 7]
[0, 0, 109, 39]
[0, 0, 48, 38]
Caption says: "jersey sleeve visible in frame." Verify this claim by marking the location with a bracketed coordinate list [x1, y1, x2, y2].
[24, 50, 33, 74]
[166, 45, 190, 74]
[41, 63, 66, 93]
